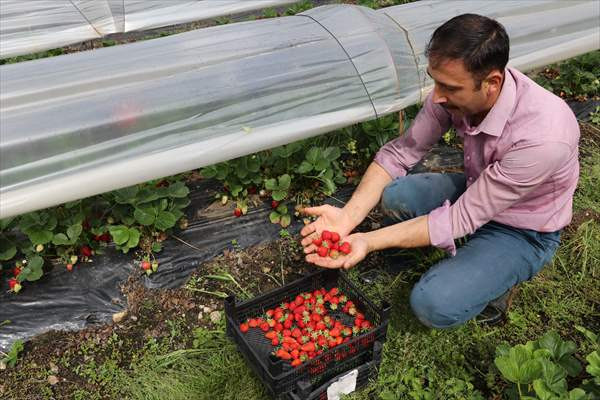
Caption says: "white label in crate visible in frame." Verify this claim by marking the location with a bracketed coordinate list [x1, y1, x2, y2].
[326, 368, 358, 400]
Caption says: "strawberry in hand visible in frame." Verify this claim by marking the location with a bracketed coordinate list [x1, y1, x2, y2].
[306, 233, 369, 270]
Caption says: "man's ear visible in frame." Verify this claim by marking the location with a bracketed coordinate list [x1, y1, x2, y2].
[483, 70, 504, 96]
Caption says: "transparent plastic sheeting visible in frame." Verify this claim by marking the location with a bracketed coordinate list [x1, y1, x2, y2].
[0, 0, 298, 59]
[1, 2, 599, 219]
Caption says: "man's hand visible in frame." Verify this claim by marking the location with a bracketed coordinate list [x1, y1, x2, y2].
[305, 233, 369, 270]
[300, 205, 355, 253]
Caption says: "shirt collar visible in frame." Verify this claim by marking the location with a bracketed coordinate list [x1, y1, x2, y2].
[467, 68, 516, 137]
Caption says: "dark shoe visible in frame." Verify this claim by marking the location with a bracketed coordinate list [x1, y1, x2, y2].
[476, 287, 518, 325]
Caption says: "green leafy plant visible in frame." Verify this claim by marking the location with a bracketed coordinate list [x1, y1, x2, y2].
[1, 339, 24, 368]
[494, 329, 598, 399]
[589, 106, 600, 126]
[107, 180, 189, 253]
[265, 174, 291, 202]
[534, 51, 600, 100]
[269, 202, 291, 228]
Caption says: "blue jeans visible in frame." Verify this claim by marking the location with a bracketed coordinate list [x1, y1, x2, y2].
[380, 173, 561, 329]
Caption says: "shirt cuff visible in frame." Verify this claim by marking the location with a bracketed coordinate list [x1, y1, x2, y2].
[427, 200, 457, 256]
[373, 153, 408, 180]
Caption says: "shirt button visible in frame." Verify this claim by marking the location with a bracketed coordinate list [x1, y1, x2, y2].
[466, 156, 471, 161]
[468, 176, 474, 182]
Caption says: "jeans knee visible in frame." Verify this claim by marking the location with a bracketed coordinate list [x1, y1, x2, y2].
[380, 182, 414, 222]
[410, 280, 461, 329]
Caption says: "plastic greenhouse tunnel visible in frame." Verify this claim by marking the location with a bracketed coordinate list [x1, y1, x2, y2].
[1, 0, 599, 220]
[0, 0, 299, 58]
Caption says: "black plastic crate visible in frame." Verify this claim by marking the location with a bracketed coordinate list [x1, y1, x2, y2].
[224, 268, 390, 400]
[286, 356, 381, 400]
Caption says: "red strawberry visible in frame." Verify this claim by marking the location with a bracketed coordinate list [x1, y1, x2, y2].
[248, 186, 257, 194]
[248, 318, 259, 328]
[317, 246, 328, 257]
[141, 261, 151, 270]
[321, 230, 332, 241]
[8, 278, 21, 293]
[301, 342, 315, 352]
[271, 200, 279, 209]
[276, 349, 292, 360]
[294, 295, 305, 306]
[291, 359, 302, 367]
[330, 232, 340, 243]
[99, 233, 111, 242]
[312, 238, 323, 247]
[12, 267, 21, 277]
[81, 246, 92, 257]
[234, 208, 242, 217]
[66, 263, 73, 272]
[339, 242, 351, 254]
[329, 328, 340, 337]
[292, 328, 302, 338]
[260, 322, 270, 332]
[271, 336, 279, 346]
[240, 323, 249, 333]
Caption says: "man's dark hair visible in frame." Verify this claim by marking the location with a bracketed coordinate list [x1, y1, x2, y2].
[425, 14, 509, 88]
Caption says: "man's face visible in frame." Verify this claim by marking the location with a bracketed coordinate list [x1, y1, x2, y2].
[427, 58, 489, 118]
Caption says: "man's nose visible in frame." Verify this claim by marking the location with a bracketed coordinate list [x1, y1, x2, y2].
[432, 86, 447, 104]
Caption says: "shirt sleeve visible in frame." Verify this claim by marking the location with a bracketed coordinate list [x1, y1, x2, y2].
[428, 140, 572, 255]
[374, 92, 451, 179]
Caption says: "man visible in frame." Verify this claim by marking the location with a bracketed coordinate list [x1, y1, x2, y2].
[300, 14, 579, 328]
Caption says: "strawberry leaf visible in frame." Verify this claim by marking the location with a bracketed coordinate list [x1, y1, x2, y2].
[269, 211, 281, 224]
[66, 224, 82, 241]
[155, 211, 177, 230]
[168, 182, 190, 198]
[126, 228, 140, 248]
[52, 233, 71, 246]
[25, 229, 54, 245]
[0, 240, 17, 261]
[134, 207, 156, 226]
[280, 214, 291, 228]
[109, 225, 130, 245]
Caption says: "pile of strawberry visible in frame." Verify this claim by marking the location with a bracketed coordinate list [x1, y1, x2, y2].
[312, 231, 351, 259]
[239, 287, 372, 368]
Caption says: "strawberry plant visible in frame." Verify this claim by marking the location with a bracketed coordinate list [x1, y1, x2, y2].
[534, 50, 600, 100]
[269, 202, 291, 228]
[0, 176, 191, 289]
[264, 174, 291, 202]
[494, 329, 599, 399]
[296, 146, 345, 195]
[106, 179, 189, 253]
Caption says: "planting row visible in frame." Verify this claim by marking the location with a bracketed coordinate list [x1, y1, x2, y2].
[0, 114, 403, 292]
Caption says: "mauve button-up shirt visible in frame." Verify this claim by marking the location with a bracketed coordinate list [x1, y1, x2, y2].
[374, 67, 580, 255]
